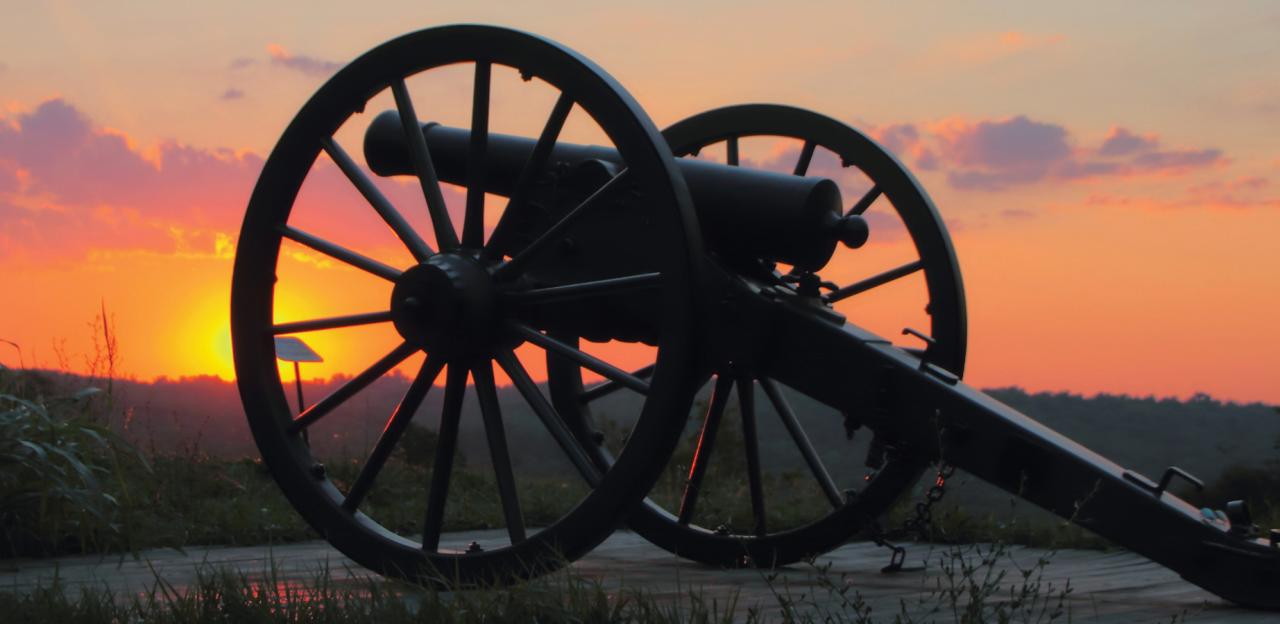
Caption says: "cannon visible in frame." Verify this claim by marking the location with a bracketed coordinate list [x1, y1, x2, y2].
[232, 25, 1280, 607]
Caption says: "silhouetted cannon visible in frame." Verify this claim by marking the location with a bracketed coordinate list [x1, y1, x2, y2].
[232, 24, 1280, 608]
[364, 112, 869, 273]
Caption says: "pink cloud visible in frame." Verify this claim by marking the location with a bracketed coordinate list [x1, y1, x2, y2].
[0, 99, 260, 228]
[266, 44, 341, 77]
[0, 98, 460, 264]
[0, 101, 257, 262]
[1183, 176, 1277, 209]
[873, 123, 939, 170]
[1130, 148, 1224, 172]
[1000, 208, 1035, 219]
[902, 116, 1227, 191]
[874, 123, 921, 156]
[1097, 127, 1159, 156]
[934, 116, 1072, 170]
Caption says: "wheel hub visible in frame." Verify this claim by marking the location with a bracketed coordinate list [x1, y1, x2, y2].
[391, 254, 497, 357]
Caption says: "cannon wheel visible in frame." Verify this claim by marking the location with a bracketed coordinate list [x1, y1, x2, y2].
[549, 104, 966, 567]
[231, 25, 702, 586]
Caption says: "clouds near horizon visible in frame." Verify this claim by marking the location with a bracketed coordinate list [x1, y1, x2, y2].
[876, 115, 1229, 192]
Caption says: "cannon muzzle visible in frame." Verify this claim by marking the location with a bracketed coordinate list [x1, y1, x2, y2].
[364, 111, 867, 271]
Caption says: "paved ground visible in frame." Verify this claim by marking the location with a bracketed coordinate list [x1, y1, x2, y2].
[2, 530, 1272, 622]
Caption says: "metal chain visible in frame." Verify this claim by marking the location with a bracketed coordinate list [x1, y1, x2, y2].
[871, 461, 955, 573]
[867, 519, 907, 573]
[903, 462, 956, 536]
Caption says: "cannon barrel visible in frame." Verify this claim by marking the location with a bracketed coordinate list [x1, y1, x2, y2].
[364, 111, 868, 271]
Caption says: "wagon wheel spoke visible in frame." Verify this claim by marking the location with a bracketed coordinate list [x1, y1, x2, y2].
[390, 79, 460, 252]
[580, 363, 656, 403]
[737, 377, 767, 537]
[793, 140, 816, 176]
[422, 363, 467, 552]
[496, 351, 602, 485]
[321, 137, 434, 261]
[342, 356, 445, 512]
[473, 359, 527, 544]
[504, 273, 662, 305]
[288, 341, 418, 433]
[278, 225, 403, 282]
[462, 61, 491, 249]
[846, 185, 882, 217]
[272, 311, 394, 335]
[726, 136, 739, 166]
[487, 93, 574, 258]
[677, 375, 734, 525]
[508, 323, 650, 395]
[825, 260, 925, 304]
[759, 378, 844, 509]
[492, 168, 631, 280]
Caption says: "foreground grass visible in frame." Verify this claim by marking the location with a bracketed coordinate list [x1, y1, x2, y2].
[93, 452, 1124, 556]
[1, 540, 1098, 624]
[2, 567, 734, 624]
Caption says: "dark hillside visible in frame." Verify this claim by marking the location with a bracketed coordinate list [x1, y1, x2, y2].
[24, 369, 1280, 520]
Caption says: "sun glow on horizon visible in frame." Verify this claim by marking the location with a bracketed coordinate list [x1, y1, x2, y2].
[2, 5, 1277, 403]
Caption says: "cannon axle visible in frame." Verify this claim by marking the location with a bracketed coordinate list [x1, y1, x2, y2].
[390, 254, 503, 357]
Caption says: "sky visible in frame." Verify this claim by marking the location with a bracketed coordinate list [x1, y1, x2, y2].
[1, 2, 1278, 403]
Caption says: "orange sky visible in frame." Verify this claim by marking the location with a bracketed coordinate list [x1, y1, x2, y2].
[2, 3, 1278, 403]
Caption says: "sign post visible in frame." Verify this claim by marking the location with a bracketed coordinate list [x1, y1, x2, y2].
[273, 336, 323, 414]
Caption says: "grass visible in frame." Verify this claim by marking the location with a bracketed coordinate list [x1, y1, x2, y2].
[0, 375, 1125, 557]
[1, 368, 138, 557]
[101, 454, 888, 554]
[0, 539, 1108, 624]
[0, 362, 862, 555]
[881, 503, 1114, 552]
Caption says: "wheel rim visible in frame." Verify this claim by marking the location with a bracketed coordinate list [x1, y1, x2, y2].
[662, 103, 966, 373]
[550, 104, 966, 567]
[232, 25, 701, 585]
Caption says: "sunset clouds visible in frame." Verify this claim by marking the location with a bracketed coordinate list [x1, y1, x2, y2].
[0, 99, 261, 263]
[265, 44, 342, 77]
[0, 97, 470, 270]
[0, 3, 1276, 402]
[227, 44, 342, 77]
[0, 94, 1262, 270]
[218, 44, 344, 103]
[869, 116, 1229, 191]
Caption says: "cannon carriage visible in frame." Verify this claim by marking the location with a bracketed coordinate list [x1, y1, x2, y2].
[232, 25, 1280, 608]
